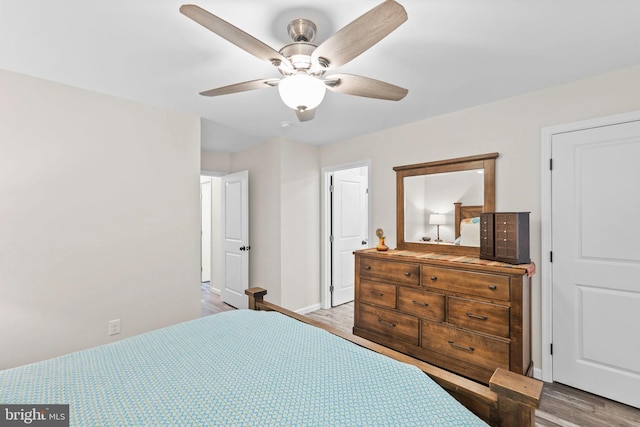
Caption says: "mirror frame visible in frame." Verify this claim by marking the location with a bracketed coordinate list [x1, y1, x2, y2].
[394, 152, 498, 256]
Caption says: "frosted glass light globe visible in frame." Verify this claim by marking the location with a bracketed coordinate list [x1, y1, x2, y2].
[278, 74, 326, 110]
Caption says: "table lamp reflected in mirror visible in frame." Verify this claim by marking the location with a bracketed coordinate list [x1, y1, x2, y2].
[429, 214, 446, 242]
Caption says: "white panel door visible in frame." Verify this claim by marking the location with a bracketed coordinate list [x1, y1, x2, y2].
[332, 169, 368, 306]
[221, 170, 249, 309]
[552, 120, 640, 408]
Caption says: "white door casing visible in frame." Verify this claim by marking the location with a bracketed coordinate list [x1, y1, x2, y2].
[221, 170, 249, 309]
[550, 119, 640, 408]
[331, 168, 369, 306]
[200, 178, 212, 283]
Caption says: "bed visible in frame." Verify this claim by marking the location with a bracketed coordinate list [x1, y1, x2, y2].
[454, 202, 483, 246]
[0, 289, 542, 426]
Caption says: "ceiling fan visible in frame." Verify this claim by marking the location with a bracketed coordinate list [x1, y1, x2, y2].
[180, 1, 408, 122]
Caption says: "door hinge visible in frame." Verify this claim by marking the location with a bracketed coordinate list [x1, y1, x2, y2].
[550, 158, 553, 170]
[365, 187, 369, 194]
[329, 235, 334, 243]
[550, 343, 553, 355]
[329, 285, 334, 293]
[329, 184, 334, 192]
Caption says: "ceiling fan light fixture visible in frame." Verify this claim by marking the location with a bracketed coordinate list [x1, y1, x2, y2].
[181, 1, 408, 122]
[278, 73, 326, 111]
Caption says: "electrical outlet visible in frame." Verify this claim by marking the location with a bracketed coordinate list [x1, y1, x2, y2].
[108, 319, 121, 336]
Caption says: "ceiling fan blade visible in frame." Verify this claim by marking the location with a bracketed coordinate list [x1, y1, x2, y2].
[180, 5, 292, 69]
[199, 78, 280, 97]
[324, 74, 407, 101]
[311, 0, 407, 69]
[295, 108, 316, 122]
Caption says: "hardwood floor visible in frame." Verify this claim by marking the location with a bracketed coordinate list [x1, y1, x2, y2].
[200, 282, 234, 316]
[201, 285, 640, 426]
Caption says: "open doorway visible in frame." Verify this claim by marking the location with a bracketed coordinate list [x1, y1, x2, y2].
[200, 173, 223, 295]
[321, 161, 371, 309]
[200, 170, 250, 310]
[200, 176, 212, 283]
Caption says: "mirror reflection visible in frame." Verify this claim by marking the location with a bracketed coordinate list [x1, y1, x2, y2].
[404, 169, 484, 246]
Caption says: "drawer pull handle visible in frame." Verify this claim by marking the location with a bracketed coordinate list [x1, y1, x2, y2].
[448, 341, 475, 352]
[488, 285, 497, 290]
[412, 300, 429, 307]
[430, 276, 438, 281]
[404, 272, 411, 277]
[377, 319, 396, 328]
[466, 312, 488, 321]
[364, 265, 372, 270]
[370, 291, 384, 297]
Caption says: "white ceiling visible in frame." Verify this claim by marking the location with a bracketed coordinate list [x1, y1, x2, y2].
[2, 1, 639, 152]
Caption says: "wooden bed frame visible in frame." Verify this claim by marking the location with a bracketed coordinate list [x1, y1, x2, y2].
[454, 202, 484, 239]
[246, 287, 543, 427]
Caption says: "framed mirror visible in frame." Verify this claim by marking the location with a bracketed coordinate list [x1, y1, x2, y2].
[394, 153, 498, 256]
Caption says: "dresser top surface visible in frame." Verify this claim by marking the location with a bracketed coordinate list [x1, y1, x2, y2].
[356, 248, 535, 277]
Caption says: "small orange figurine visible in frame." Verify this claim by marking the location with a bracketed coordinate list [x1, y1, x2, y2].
[375, 228, 389, 251]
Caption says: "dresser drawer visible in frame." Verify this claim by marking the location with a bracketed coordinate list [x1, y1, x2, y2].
[421, 265, 510, 301]
[398, 287, 445, 322]
[448, 297, 510, 338]
[479, 214, 494, 259]
[495, 239, 519, 260]
[357, 303, 419, 345]
[494, 214, 519, 259]
[358, 279, 397, 309]
[421, 321, 510, 372]
[359, 257, 420, 286]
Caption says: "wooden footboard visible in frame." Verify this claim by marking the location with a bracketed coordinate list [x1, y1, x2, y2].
[246, 287, 543, 427]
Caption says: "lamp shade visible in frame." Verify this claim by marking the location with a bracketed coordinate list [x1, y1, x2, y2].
[278, 73, 326, 110]
[429, 214, 446, 225]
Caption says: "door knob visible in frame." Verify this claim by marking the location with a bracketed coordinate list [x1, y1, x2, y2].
[361, 240, 368, 245]
[240, 246, 251, 251]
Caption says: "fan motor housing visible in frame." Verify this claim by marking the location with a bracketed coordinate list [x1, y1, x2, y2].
[287, 19, 317, 42]
[279, 42, 316, 72]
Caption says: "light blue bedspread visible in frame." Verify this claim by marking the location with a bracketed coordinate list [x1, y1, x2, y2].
[0, 310, 488, 426]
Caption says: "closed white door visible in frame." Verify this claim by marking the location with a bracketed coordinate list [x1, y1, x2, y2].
[552, 120, 640, 408]
[221, 170, 249, 309]
[332, 168, 368, 306]
[200, 179, 212, 283]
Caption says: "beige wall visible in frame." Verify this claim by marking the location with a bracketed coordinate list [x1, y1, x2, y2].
[320, 64, 640, 371]
[0, 70, 201, 370]
[231, 140, 283, 303]
[279, 140, 320, 310]
[201, 150, 231, 174]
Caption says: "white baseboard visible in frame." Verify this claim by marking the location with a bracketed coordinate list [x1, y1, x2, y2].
[296, 303, 321, 315]
[533, 367, 543, 380]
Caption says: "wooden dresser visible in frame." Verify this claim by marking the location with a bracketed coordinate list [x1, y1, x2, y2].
[354, 248, 533, 384]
